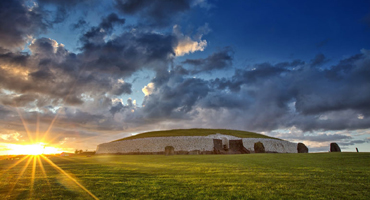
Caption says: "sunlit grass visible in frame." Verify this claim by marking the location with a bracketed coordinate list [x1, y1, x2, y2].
[0, 155, 99, 199]
[0, 153, 369, 199]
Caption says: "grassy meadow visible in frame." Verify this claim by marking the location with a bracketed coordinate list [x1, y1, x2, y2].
[0, 153, 369, 199]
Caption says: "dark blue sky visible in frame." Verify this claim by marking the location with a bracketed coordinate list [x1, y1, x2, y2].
[0, 0, 369, 153]
[201, 0, 370, 64]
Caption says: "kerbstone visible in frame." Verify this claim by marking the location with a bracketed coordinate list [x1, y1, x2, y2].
[330, 143, 341, 152]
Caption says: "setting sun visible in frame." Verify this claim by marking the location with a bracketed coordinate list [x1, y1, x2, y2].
[7, 143, 62, 155]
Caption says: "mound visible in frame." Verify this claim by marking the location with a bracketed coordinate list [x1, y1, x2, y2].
[113, 128, 280, 142]
[96, 129, 297, 154]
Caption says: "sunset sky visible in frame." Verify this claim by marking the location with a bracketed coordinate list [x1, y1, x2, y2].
[1, 0, 370, 154]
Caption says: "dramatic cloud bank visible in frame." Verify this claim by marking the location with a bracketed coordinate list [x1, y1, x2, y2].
[0, 0, 369, 152]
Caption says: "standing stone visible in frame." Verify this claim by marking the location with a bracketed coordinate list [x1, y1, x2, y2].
[254, 142, 265, 153]
[165, 146, 175, 155]
[229, 140, 250, 154]
[297, 143, 308, 153]
[213, 139, 223, 154]
[330, 143, 341, 152]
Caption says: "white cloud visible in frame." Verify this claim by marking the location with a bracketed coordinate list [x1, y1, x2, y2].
[173, 25, 207, 56]
[0, 132, 21, 141]
[112, 98, 124, 105]
[142, 82, 155, 96]
[191, 0, 214, 10]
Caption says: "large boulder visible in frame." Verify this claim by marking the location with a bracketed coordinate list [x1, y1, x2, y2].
[254, 142, 265, 153]
[165, 146, 175, 155]
[297, 143, 308, 153]
[330, 143, 341, 152]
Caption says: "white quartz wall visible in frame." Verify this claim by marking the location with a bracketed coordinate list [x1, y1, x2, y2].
[96, 134, 298, 154]
[242, 138, 297, 153]
[96, 136, 215, 154]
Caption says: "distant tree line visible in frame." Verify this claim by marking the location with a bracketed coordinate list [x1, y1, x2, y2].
[75, 149, 96, 155]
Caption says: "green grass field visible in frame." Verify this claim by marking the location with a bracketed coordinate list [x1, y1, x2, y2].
[113, 128, 279, 142]
[0, 153, 369, 199]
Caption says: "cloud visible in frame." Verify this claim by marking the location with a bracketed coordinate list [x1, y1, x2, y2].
[109, 98, 136, 116]
[1, 94, 40, 107]
[99, 13, 126, 31]
[114, 0, 195, 27]
[70, 19, 89, 30]
[0, 1, 369, 152]
[142, 83, 155, 96]
[182, 47, 233, 73]
[191, 0, 213, 10]
[339, 139, 370, 146]
[142, 72, 210, 118]
[0, 105, 11, 117]
[0, 0, 48, 49]
[131, 50, 370, 133]
[80, 13, 125, 45]
[0, 37, 135, 108]
[310, 53, 328, 67]
[274, 59, 305, 69]
[79, 30, 176, 75]
[211, 62, 289, 92]
[37, 0, 93, 24]
[2, 33, 370, 138]
[0, 132, 21, 142]
[173, 25, 207, 56]
[111, 81, 132, 96]
[79, 14, 176, 76]
[205, 50, 370, 132]
[29, 37, 64, 57]
[37, 0, 88, 7]
[292, 133, 352, 142]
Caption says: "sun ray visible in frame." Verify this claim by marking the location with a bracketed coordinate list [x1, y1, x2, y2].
[37, 156, 53, 198]
[40, 112, 60, 144]
[0, 155, 31, 178]
[45, 133, 63, 145]
[7, 155, 33, 198]
[14, 107, 33, 143]
[40, 155, 99, 200]
[40, 64, 88, 143]
[30, 156, 37, 198]
[56, 156, 77, 162]
[55, 130, 123, 147]
[36, 113, 40, 143]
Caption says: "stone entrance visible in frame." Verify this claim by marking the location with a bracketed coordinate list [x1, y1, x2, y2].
[165, 146, 175, 155]
[213, 139, 249, 154]
[229, 140, 250, 154]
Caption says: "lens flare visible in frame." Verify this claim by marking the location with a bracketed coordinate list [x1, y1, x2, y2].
[7, 143, 62, 155]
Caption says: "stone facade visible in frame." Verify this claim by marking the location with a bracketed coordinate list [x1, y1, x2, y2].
[242, 138, 297, 153]
[96, 133, 297, 154]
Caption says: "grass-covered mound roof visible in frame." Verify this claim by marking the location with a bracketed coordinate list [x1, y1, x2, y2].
[113, 128, 280, 142]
